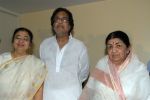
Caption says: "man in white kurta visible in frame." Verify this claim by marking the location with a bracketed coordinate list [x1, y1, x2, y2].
[40, 7, 89, 100]
[40, 35, 89, 100]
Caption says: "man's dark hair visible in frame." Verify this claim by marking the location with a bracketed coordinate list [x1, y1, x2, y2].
[51, 7, 74, 35]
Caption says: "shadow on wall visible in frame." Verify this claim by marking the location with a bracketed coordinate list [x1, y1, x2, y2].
[76, 33, 106, 68]
[33, 28, 53, 57]
[0, 34, 12, 54]
[147, 61, 150, 75]
[134, 44, 150, 65]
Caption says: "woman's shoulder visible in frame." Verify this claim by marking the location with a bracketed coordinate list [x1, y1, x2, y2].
[95, 56, 108, 70]
[28, 55, 46, 67]
[26, 55, 47, 71]
[25, 55, 47, 80]
[130, 54, 145, 67]
[0, 52, 11, 57]
[127, 53, 147, 74]
[0, 52, 12, 64]
[27, 55, 44, 64]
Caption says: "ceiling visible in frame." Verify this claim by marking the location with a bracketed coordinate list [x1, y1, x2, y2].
[0, 0, 101, 14]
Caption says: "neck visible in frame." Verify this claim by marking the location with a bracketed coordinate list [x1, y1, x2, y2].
[11, 51, 28, 58]
[114, 63, 122, 70]
[56, 35, 69, 49]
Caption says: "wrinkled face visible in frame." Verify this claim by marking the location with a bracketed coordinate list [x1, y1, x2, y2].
[53, 11, 70, 37]
[13, 31, 30, 53]
[106, 38, 130, 66]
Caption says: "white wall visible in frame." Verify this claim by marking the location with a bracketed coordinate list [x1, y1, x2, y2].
[19, 0, 150, 67]
[0, 7, 19, 54]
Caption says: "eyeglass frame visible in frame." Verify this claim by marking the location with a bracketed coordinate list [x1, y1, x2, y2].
[54, 17, 69, 23]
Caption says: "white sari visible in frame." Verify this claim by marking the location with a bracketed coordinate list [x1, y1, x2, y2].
[0, 53, 47, 100]
[79, 53, 150, 100]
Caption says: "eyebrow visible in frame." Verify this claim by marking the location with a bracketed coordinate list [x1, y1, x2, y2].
[15, 34, 29, 37]
[55, 16, 68, 19]
[108, 41, 120, 45]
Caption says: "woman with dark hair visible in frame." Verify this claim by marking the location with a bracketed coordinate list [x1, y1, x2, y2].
[0, 27, 47, 100]
[80, 30, 150, 100]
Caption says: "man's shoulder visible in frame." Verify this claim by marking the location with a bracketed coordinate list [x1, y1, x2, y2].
[40, 36, 55, 46]
[71, 37, 85, 46]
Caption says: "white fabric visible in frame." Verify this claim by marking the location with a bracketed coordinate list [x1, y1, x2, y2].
[0, 52, 47, 100]
[86, 54, 150, 100]
[0, 52, 12, 64]
[56, 43, 67, 72]
[40, 35, 89, 100]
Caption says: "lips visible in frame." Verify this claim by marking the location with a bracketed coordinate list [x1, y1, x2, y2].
[112, 54, 118, 57]
[55, 25, 65, 33]
[56, 25, 64, 29]
[111, 54, 119, 59]
[17, 44, 25, 47]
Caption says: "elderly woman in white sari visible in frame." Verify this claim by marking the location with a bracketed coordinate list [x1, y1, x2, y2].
[0, 27, 47, 100]
[79, 30, 150, 100]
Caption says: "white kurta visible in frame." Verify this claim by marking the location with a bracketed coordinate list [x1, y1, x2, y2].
[40, 35, 89, 100]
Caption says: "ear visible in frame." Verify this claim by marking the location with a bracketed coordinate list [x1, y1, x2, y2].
[127, 46, 131, 54]
[27, 43, 33, 54]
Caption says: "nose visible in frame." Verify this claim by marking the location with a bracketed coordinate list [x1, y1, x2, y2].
[54, 18, 62, 23]
[112, 46, 117, 52]
[18, 38, 26, 43]
[57, 20, 63, 24]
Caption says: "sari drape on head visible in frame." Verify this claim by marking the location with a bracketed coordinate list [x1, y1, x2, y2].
[0, 55, 47, 100]
[79, 53, 150, 100]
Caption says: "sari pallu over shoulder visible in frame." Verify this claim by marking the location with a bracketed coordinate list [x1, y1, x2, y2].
[79, 54, 129, 100]
[79, 67, 123, 100]
[79, 53, 150, 100]
[0, 55, 47, 100]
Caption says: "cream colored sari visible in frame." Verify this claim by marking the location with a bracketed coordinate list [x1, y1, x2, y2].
[0, 55, 47, 100]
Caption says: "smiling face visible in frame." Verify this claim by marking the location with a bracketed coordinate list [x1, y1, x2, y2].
[53, 11, 71, 37]
[12, 31, 31, 54]
[106, 38, 130, 66]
